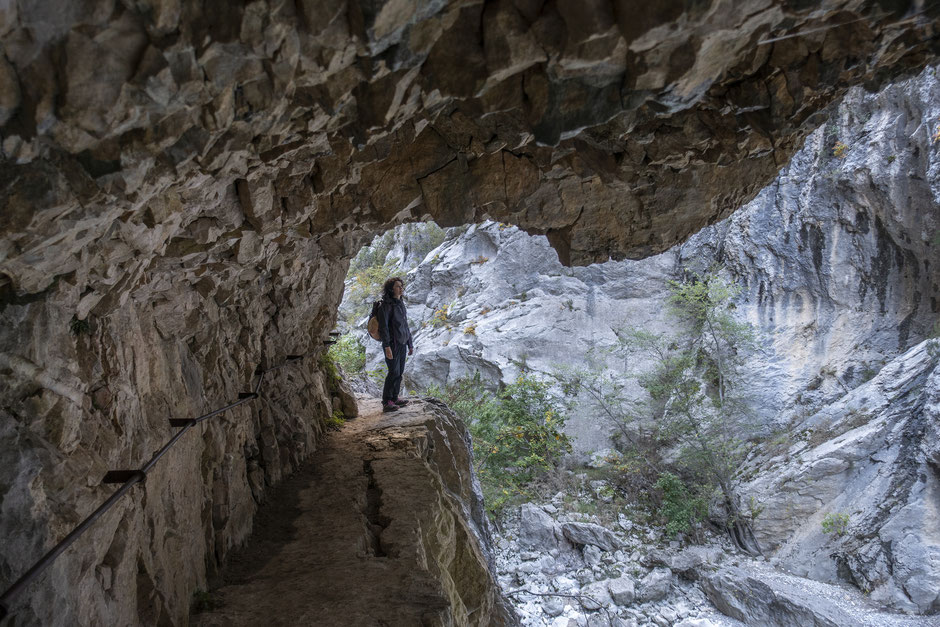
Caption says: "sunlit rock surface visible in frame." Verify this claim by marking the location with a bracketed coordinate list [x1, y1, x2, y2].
[391, 67, 940, 451]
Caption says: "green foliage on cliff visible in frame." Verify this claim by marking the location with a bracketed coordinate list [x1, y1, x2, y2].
[655, 472, 708, 538]
[328, 333, 366, 373]
[425, 372, 571, 516]
[821, 511, 850, 536]
[552, 268, 763, 553]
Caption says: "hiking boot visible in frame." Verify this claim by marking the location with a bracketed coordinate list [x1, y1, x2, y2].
[382, 401, 400, 413]
[393, 398, 410, 407]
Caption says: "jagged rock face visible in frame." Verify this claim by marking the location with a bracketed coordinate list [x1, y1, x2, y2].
[685, 65, 940, 416]
[380, 67, 940, 452]
[1, 1, 939, 623]
[739, 340, 940, 614]
[0, 258, 349, 624]
[194, 398, 515, 627]
[1, 1, 938, 279]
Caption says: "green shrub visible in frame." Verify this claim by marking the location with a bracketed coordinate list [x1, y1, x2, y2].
[654, 472, 708, 538]
[319, 351, 344, 400]
[366, 365, 386, 386]
[325, 410, 346, 431]
[426, 372, 571, 516]
[429, 305, 451, 328]
[328, 333, 366, 373]
[472, 374, 571, 515]
[821, 512, 849, 536]
[424, 371, 499, 425]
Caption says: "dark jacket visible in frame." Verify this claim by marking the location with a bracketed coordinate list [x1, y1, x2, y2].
[377, 297, 413, 350]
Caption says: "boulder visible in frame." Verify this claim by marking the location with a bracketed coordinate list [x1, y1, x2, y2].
[583, 544, 602, 567]
[580, 581, 612, 610]
[646, 546, 722, 580]
[637, 568, 674, 603]
[607, 576, 636, 606]
[701, 567, 843, 626]
[561, 521, 621, 552]
[519, 503, 570, 552]
[542, 596, 565, 617]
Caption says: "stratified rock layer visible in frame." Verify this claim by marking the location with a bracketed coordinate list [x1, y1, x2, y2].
[740, 340, 940, 614]
[1, 1, 939, 623]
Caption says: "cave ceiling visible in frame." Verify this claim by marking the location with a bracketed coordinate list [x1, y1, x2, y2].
[0, 0, 938, 301]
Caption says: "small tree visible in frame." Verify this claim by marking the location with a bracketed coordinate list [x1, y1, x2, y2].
[648, 269, 761, 554]
[553, 268, 762, 554]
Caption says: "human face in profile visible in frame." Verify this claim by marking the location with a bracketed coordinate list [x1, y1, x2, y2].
[393, 280, 404, 299]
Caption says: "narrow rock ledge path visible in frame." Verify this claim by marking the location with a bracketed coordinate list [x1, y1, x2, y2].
[193, 398, 509, 626]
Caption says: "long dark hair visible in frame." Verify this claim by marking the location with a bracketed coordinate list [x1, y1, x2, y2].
[382, 276, 403, 300]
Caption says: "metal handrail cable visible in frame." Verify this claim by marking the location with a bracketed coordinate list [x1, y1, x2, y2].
[0, 335, 337, 621]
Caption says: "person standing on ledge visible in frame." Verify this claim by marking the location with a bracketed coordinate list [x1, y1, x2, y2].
[377, 276, 414, 413]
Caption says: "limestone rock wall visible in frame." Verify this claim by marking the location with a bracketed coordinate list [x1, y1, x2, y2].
[0, 225, 348, 624]
[379, 67, 940, 451]
[1, 0, 938, 278]
[2, 1, 940, 623]
[739, 340, 940, 613]
[687, 65, 940, 418]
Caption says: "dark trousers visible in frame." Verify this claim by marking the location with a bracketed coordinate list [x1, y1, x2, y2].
[382, 344, 407, 402]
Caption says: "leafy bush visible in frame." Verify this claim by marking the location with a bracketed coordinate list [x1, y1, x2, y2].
[328, 333, 366, 373]
[654, 472, 708, 538]
[426, 372, 571, 515]
[429, 306, 451, 328]
[325, 410, 346, 431]
[319, 351, 346, 408]
[822, 512, 849, 536]
[424, 371, 498, 427]
[366, 365, 386, 386]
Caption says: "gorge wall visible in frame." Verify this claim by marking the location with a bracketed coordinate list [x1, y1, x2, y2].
[2, 0, 940, 623]
[356, 66, 940, 614]
[389, 65, 940, 450]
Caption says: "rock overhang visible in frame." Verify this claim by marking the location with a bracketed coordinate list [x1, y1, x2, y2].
[0, 3, 939, 623]
[0, 0, 938, 299]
